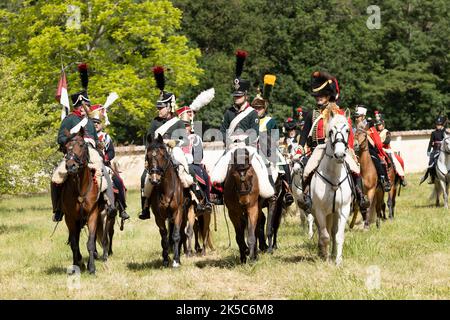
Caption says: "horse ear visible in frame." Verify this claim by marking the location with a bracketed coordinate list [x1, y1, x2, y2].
[146, 133, 153, 146]
[156, 133, 163, 144]
[79, 126, 85, 137]
[344, 108, 351, 119]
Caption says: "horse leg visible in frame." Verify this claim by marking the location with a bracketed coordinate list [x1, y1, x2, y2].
[272, 198, 284, 250]
[335, 207, 350, 266]
[443, 180, 449, 209]
[185, 205, 195, 257]
[156, 215, 170, 267]
[201, 214, 211, 256]
[194, 219, 201, 254]
[68, 220, 83, 270]
[229, 209, 247, 263]
[172, 208, 183, 268]
[108, 215, 115, 256]
[258, 210, 268, 252]
[266, 197, 276, 253]
[247, 205, 259, 261]
[316, 211, 330, 261]
[86, 210, 99, 275]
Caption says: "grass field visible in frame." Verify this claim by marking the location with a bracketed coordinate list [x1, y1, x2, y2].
[0, 173, 448, 299]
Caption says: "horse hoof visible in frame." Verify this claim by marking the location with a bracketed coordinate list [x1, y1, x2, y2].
[267, 248, 273, 255]
[163, 260, 170, 268]
[93, 252, 99, 260]
[172, 261, 180, 268]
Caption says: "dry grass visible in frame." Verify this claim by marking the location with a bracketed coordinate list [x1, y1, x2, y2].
[0, 173, 448, 299]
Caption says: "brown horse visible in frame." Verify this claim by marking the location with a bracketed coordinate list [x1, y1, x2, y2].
[61, 128, 104, 274]
[351, 126, 378, 229]
[185, 205, 214, 256]
[146, 134, 186, 268]
[224, 148, 265, 263]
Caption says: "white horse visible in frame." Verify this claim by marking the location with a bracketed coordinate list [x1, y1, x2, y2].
[291, 158, 314, 239]
[434, 132, 450, 208]
[310, 113, 353, 265]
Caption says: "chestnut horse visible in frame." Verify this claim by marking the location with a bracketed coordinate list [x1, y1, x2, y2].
[224, 148, 265, 263]
[61, 128, 104, 274]
[146, 134, 186, 267]
[351, 126, 378, 229]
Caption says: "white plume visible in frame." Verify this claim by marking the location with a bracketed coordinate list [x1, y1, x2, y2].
[190, 88, 215, 112]
[102, 92, 119, 126]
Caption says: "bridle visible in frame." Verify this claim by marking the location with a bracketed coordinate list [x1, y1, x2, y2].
[232, 152, 253, 196]
[325, 123, 349, 158]
[147, 147, 172, 179]
[65, 138, 89, 168]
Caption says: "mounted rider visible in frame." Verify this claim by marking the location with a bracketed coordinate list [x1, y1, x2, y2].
[90, 104, 130, 220]
[354, 106, 391, 192]
[374, 111, 407, 187]
[51, 63, 117, 222]
[298, 71, 369, 211]
[420, 115, 447, 185]
[138, 66, 209, 220]
[177, 103, 213, 214]
[251, 74, 294, 206]
[211, 50, 275, 199]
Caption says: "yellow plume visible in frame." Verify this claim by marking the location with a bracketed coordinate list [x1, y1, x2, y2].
[264, 74, 276, 86]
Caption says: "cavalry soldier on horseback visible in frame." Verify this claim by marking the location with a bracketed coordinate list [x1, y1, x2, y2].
[50, 63, 117, 222]
[298, 71, 369, 211]
[354, 106, 391, 191]
[375, 111, 407, 187]
[177, 104, 213, 214]
[139, 67, 209, 220]
[420, 115, 447, 185]
[211, 50, 275, 199]
[90, 105, 130, 220]
[251, 75, 294, 206]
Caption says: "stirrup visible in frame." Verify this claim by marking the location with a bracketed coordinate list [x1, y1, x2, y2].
[119, 210, 130, 220]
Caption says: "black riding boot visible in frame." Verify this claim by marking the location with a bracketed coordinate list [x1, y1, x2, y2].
[191, 183, 212, 216]
[138, 196, 151, 220]
[354, 175, 370, 210]
[51, 183, 63, 222]
[380, 175, 391, 192]
[296, 175, 312, 212]
[429, 167, 436, 184]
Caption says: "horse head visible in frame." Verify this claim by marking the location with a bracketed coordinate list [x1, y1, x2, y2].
[146, 134, 171, 185]
[442, 130, 450, 153]
[64, 127, 89, 175]
[353, 122, 368, 156]
[327, 113, 350, 163]
[230, 148, 255, 197]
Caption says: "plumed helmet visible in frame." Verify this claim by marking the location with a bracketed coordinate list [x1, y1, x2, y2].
[310, 71, 339, 101]
[284, 117, 297, 131]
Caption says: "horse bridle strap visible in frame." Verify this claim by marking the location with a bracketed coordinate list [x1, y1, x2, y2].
[315, 170, 349, 214]
[330, 124, 349, 149]
[148, 149, 172, 177]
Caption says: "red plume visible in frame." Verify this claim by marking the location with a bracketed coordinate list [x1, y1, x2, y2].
[152, 66, 165, 91]
[235, 49, 248, 78]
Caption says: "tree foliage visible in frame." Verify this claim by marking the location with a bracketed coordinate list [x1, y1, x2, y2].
[0, 0, 202, 143]
[0, 57, 59, 195]
[174, 0, 449, 130]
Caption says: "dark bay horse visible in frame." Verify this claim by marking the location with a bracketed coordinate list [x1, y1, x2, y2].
[224, 148, 265, 263]
[61, 128, 104, 274]
[146, 134, 186, 267]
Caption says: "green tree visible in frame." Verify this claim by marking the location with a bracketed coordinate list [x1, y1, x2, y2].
[0, 0, 202, 143]
[0, 57, 59, 196]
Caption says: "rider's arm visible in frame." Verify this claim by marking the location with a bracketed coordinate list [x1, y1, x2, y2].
[383, 131, 391, 145]
[299, 112, 312, 147]
[427, 131, 434, 153]
[220, 109, 231, 143]
[57, 116, 74, 147]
